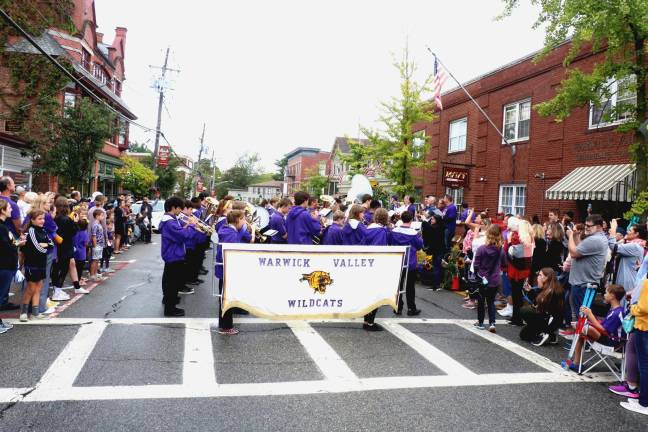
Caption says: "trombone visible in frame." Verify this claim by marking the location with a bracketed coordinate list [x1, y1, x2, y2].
[178, 212, 214, 236]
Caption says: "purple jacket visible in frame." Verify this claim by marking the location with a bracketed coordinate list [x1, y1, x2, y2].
[215, 224, 239, 279]
[184, 225, 202, 251]
[238, 226, 251, 243]
[361, 224, 389, 246]
[269, 211, 287, 244]
[390, 226, 423, 270]
[159, 213, 191, 263]
[443, 203, 457, 235]
[286, 206, 320, 245]
[322, 223, 344, 245]
[73, 230, 89, 261]
[473, 244, 505, 287]
[341, 220, 367, 245]
[363, 210, 374, 226]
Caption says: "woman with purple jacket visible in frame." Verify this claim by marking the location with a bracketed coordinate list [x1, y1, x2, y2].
[341, 205, 367, 246]
[473, 225, 505, 333]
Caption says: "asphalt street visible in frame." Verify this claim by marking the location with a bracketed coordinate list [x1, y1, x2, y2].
[0, 237, 645, 432]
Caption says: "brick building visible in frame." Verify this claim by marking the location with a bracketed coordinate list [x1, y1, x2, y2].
[284, 147, 330, 194]
[415, 42, 640, 222]
[1, 0, 136, 195]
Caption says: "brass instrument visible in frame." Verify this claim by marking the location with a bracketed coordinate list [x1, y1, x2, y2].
[178, 212, 214, 236]
[243, 202, 272, 243]
[204, 197, 219, 224]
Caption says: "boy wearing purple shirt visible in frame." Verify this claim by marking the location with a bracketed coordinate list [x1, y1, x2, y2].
[390, 211, 423, 316]
[322, 212, 345, 245]
[286, 191, 321, 245]
[269, 198, 291, 244]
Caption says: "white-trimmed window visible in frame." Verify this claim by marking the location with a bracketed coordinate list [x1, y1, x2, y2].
[589, 75, 637, 129]
[448, 118, 467, 153]
[503, 99, 531, 143]
[445, 187, 463, 207]
[412, 131, 425, 159]
[498, 184, 526, 215]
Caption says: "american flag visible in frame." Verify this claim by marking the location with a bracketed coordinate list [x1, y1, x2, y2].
[432, 57, 447, 110]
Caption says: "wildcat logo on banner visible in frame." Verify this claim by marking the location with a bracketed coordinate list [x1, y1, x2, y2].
[220, 243, 407, 319]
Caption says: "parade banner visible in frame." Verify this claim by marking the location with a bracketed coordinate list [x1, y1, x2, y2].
[221, 243, 407, 319]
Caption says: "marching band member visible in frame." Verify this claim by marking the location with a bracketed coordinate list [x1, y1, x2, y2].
[231, 201, 253, 243]
[360, 208, 391, 331]
[267, 197, 279, 216]
[321, 211, 345, 245]
[215, 209, 246, 335]
[360, 194, 373, 225]
[286, 191, 321, 245]
[404, 195, 417, 219]
[182, 200, 205, 287]
[342, 204, 367, 245]
[390, 210, 422, 316]
[159, 197, 197, 317]
[214, 195, 234, 232]
[269, 198, 291, 244]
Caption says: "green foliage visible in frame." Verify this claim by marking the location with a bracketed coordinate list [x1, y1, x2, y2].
[39, 98, 116, 186]
[221, 153, 261, 189]
[115, 156, 157, 197]
[128, 141, 152, 153]
[624, 191, 648, 220]
[339, 138, 372, 176]
[155, 157, 181, 199]
[302, 168, 328, 195]
[272, 156, 288, 181]
[340, 47, 436, 198]
[501, 0, 648, 192]
[371, 183, 391, 207]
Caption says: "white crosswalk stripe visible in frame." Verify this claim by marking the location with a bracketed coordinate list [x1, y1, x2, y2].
[0, 317, 616, 403]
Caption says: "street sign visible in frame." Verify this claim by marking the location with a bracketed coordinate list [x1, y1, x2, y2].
[158, 145, 170, 167]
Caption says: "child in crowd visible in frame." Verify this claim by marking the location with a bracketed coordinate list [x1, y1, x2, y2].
[569, 284, 625, 369]
[321, 211, 345, 245]
[89, 209, 106, 281]
[20, 210, 53, 321]
[215, 209, 245, 335]
[473, 224, 504, 333]
[390, 211, 423, 316]
[73, 219, 89, 286]
[101, 220, 115, 274]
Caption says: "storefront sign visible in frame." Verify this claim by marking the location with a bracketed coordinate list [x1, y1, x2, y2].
[572, 134, 630, 162]
[157, 145, 170, 167]
[442, 166, 469, 189]
[221, 243, 407, 319]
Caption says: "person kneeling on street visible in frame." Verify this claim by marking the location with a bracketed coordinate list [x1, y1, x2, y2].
[519, 267, 564, 346]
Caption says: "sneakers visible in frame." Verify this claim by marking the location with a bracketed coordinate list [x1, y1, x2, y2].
[103, 268, 115, 274]
[74, 288, 90, 295]
[498, 304, 513, 317]
[406, 309, 421, 316]
[488, 324, 496, 333]
[1, 322, 13, 330]
[533, 333, 551, 347]
[620, 400, 648, 415]
[59, 285, 75, 291]
[43, 306, 57, 315]
[52, 289, 70, 301]
[179, 288, 195, 295]
[363, 323, 384, 332]
[19, 313, 28, 322]
[473, 322, 486, 330]
[0, 325, 9, 334]
[609, 383, 640, 399]
[218, 328, 239, 335]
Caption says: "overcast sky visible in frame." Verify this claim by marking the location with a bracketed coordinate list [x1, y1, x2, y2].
[94, 0, 545, 173]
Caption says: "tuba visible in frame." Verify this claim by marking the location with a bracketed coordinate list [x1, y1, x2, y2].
[344, 174, 373, 204]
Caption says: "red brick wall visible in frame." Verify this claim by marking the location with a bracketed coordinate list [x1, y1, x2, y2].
[416, 44, 640, 222]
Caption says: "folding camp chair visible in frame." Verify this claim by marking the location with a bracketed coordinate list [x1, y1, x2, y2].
[574, 322, 626, 380]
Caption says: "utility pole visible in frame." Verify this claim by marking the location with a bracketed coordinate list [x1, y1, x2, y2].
[209, 148, 216, 193]
[151, 47, 180, 168]
[194, 123, 206, 193]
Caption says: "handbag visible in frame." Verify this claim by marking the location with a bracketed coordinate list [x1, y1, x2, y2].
[622, 314, 635, 334]
[13, 269, 24, 284]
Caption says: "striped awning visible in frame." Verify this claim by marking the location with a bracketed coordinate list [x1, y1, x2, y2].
[545, 164, 636, 202]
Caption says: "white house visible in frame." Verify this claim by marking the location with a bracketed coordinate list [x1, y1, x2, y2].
[228, 180, 284, 203]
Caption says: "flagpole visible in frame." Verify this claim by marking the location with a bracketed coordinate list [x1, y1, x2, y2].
[426, 47, 516, 156]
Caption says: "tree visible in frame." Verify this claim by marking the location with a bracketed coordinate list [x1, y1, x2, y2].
[302, 168, 329, 195]
[221, 153, 261, 189]
[501, 0, 648, 194]
[340, 47, 436, 197]
[273, 156, 288, 181]
[41, 97, 117, 187]
[115, 156, 157, 197]
[128, 141, 151, 153]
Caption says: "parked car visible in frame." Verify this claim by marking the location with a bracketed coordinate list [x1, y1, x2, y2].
[131, 199, 165, 233]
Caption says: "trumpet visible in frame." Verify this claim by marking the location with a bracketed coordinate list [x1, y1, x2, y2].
[178, 213, 214, 236]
